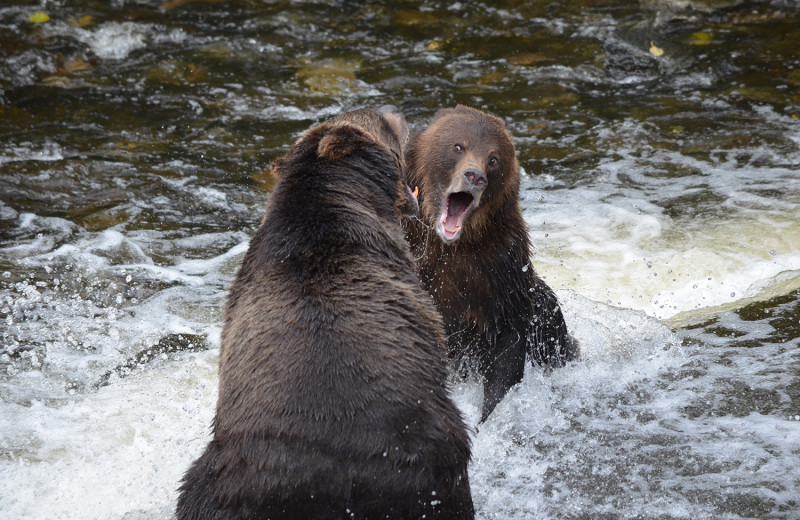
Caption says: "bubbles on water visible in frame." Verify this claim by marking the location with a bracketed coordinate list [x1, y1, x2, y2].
[464, 291, 694, 519]
[51, 21, 189, 61]
[0, 221, 241, 415]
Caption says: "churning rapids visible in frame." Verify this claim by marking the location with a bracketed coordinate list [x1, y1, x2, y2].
[1, 1, 798, 519]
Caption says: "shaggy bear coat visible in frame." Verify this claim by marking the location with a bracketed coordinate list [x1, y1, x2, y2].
[402, 105, 578, 422]
[177, 107, 474, 520]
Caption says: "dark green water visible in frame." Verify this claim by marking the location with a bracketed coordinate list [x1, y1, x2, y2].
[1, 1, 798, 518]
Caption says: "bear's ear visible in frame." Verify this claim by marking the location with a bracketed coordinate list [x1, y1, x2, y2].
[317, 123, 373, 161]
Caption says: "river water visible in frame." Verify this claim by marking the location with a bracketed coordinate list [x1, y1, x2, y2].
[1, 1, 798, 518]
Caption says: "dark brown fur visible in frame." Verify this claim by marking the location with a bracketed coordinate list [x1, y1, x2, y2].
[402, 105, 578, 422]
[177, 107, 474, 520]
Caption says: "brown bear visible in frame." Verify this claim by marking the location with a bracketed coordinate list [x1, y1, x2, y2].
[402, 105, 578, 423]
[176, 106, 474, 520]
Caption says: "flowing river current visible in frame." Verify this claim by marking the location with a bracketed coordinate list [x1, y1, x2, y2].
[1, 1, 798, 519]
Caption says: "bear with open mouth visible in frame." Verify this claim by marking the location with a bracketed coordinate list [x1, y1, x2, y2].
[176, 106, 474, 520]
[402, 105, 579, 422]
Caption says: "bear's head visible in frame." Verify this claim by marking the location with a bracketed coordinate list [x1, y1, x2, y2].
[272, 106, 418, 218]
[406, 105, 519, 244]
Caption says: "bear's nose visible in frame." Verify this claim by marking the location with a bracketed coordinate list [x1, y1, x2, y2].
[463, 169, 488, 190]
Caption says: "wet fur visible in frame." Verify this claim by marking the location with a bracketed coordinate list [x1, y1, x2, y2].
[177, 109, 474, 520]
[402, 105, 578, 422]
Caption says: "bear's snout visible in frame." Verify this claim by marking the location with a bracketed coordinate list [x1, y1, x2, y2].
[462, 168, 487, 192]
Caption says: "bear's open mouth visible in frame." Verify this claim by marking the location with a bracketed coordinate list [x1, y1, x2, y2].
[439, 191, 474, 242]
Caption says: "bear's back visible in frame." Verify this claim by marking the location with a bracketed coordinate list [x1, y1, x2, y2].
[178, 114, 474, 520]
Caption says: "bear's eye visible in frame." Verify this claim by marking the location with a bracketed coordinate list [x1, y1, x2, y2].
[454, 144, 464, 153]
[488, 156, 499, 167]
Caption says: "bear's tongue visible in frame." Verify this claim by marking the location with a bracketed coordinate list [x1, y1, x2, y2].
[442, 192, 474, 237]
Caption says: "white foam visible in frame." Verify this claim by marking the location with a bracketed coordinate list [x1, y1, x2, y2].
[0, 349, 219, 520]
[522, 149, 800, 320]
[0, 201, 18, 221]
[2, 225, 798, 519]
[461, 294, 689, 519]
[0, 140, 65, 165]
[76, 22, 149, 60]
[175, 239, 250, 277]
[194, 186, 228, 207]
[40, 21, 188, 61]
[1, 289, 687, 520]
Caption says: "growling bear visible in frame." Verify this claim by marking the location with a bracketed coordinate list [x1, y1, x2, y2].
[177, 106, 474, 520]
[402, 105, 578, 422]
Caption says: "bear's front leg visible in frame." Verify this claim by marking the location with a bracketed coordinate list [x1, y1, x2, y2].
[479, 325, 527, 422]
[529, 275, 579, 367]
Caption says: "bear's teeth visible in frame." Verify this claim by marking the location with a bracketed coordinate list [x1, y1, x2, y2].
[442, 223, 461, 232]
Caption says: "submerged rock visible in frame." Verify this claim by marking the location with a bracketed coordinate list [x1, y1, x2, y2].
[295, 57, 359, 95]
[603, 37, 666, 82]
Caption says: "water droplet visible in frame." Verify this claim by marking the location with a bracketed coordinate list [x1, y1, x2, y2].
[769, 250, 776, 256]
